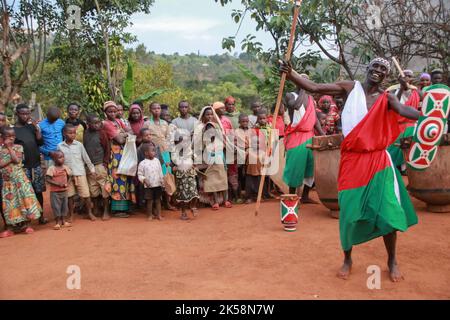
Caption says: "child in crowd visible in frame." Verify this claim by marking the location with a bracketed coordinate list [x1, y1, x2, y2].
[236, 113, 250, 198]
[84, 114, 111, 220]
[245, 110, 271, 203]
[172, 131, 199, 220]
[318, 95, 340, 135]
[138, 144, 165, 221]
[58, 124, 96, 222]
[46, 151, 72, 230]
[136, 128, 163, 209]
[0, 127, 41, 238]
[316, 112, 327, 136]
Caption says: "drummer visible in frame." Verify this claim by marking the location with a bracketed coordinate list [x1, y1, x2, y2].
[280, 57, 420, 282]
[283, 84, 324, 204]
[386, 69, 422, 172]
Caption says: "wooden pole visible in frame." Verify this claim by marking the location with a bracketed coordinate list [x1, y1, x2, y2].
[255, 0, 302, 216]
[392, 56, 405, 77]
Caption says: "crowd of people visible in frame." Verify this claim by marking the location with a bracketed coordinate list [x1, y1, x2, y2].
[0, 66, 447, 241]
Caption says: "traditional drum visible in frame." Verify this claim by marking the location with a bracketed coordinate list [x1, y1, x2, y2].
[308, 134, 343, 219]
[401, 133, 450, 212]
[280, 194, 299, 232]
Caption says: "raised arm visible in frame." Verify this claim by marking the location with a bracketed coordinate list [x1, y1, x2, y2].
[280, 61, 350, 96]
[387, 93, 420, 120]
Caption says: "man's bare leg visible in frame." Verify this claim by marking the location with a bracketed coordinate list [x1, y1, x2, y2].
[337, 248, 353, 280]
[383, 231, 404, 282]
[84, 197, 96, 221]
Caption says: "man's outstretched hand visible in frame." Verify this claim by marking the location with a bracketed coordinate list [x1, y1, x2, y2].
[279, 60, 293, 76]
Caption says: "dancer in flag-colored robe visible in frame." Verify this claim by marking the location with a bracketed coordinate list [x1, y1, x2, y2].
[283, 88, 324, 203]
[280, 57, 420, 282]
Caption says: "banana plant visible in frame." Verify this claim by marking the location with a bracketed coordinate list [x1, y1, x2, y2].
[119, 59, 166, 107]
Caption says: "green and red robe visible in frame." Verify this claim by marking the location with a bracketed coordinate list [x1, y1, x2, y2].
[339, 84, 417, 251]
[387, 88, 421, 167]
[283, 96, 316, 189]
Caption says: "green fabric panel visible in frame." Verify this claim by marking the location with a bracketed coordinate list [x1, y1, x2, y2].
[283, 138, 314, 188]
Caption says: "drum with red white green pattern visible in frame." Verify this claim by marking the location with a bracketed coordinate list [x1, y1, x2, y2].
[407, 84, 450, 170]
[280, 194, 299, 232]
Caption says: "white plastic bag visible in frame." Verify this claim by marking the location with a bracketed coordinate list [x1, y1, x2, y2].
[117, 134, 138, 176]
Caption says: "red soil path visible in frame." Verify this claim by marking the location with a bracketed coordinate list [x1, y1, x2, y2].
[0, 190, 449, 299]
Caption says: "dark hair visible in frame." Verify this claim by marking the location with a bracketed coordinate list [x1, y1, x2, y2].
[131, 101, 143, 108]
[149, 102, 160, 109]
[431, 69, 443, 76]
[141, 142, 155, 153]
[139, 127, 150, 136]
[251, 101, 262, 109]
[50, 150, 64, 160]
[0, 126, 14, 136]
[63, 123, 76, 133]
[238, 113, 248, 121]
[15, 103, 29, 112]
[161, 104, 169, 110]
[67, 102, 80, 111]
[257, 109, 267, 116]
[86, 114, 99, 124]
[178, 100, 189, 108]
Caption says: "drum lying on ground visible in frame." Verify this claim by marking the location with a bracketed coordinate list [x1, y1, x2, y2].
[308, 134, 343, 219]
[280, 194, 299, 232]
[401, 133, 450, 213]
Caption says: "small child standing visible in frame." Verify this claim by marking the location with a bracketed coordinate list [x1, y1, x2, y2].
[172, 132, 199, 220]
[84, 114, 111, 220]
[46, 151, 72, 230]
[245, 110, 271, 203]
[136, 127, 163, 209]
[58, 124, 96, 222]
[137, 144, 165, 221]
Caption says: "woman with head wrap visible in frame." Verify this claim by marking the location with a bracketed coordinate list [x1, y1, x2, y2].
[193, 106, 231, 210]
[418, 73, 431, 91]
[128, 103, 145, 145]
[224, 96, 240, 129]
[102, 101, 135, 218]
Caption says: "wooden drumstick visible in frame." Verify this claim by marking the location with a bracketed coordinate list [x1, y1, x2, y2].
[392, 56, 411, 90]
[255, 0, 302, 216]
[392, 57, 405, 78]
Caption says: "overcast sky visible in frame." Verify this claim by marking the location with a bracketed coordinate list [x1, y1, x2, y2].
[125, 0, 322, 56]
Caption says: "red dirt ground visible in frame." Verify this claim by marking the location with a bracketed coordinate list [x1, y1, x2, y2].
[0, 190, 449, 300]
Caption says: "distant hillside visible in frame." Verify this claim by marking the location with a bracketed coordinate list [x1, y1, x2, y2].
[126, 44, 265, 90]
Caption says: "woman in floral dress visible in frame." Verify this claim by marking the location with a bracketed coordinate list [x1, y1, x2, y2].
[0, 127, 41, 238]
[102, 101, 135, 218]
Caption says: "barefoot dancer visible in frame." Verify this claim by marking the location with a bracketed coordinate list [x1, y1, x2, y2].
[281, 57, 420, 282]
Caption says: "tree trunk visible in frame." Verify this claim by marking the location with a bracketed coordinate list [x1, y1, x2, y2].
[94, 0, 115, 101]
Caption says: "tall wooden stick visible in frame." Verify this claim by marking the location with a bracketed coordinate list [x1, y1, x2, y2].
[255, 0, 302, 216]
[392, 56, 405, 77]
